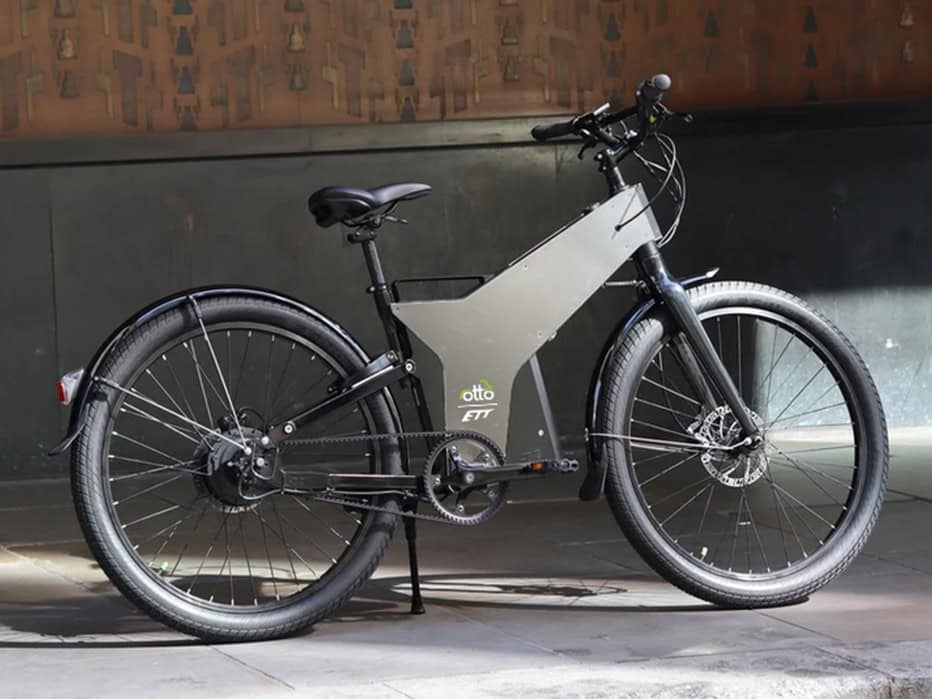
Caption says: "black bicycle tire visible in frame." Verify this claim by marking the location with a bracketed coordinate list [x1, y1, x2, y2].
[71, 295, 402, 642]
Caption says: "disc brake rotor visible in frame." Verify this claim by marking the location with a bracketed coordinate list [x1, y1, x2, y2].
[694, 406, 768, 487]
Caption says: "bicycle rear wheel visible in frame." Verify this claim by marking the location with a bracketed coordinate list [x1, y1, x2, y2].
[597, 282, 888, 606]
[71, 296, 401, 641]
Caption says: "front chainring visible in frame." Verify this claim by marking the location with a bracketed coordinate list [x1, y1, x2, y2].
[422, 433, 508, 525]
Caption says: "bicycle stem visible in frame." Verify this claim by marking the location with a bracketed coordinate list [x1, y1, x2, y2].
[634, 241, 762, 441]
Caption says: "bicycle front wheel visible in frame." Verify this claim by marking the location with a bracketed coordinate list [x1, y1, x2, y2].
[596, 281, 888, 607]
[71, 295, 401, 641]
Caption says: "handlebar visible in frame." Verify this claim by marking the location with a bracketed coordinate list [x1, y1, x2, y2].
[636, 73, 671, 109]
[531, 119, 577, 142]
[530, 72, 674, 147]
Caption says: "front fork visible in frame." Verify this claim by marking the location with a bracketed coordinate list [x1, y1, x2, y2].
[635, 242, 761, 443]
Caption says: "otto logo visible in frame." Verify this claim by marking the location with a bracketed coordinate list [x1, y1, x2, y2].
[458, 380, 497, 423]
[460, 380, 495, 403]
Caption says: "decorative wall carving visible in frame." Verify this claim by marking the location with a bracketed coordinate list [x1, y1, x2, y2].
[0, 0, 929, 138]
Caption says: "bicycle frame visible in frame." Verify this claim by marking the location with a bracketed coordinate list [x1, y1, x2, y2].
[53, 152, 761, 495]
[266, 159, 761, 470]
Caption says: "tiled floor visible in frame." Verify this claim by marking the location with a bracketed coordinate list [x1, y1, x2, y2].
[2, 453, 932, 697]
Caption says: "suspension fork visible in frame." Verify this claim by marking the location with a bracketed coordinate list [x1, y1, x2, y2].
[634, 241, 761, 442]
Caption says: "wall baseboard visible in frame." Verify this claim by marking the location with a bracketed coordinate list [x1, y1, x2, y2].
[2, 97, 931, 170]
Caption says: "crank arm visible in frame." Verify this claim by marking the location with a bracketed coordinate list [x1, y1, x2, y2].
[455, 458, 580, 487]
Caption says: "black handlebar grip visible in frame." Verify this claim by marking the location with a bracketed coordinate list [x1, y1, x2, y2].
[637, 73, 672, 106]
[531, 119, 576, 141]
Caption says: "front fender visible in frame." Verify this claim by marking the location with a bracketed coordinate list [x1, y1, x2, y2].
[578, 269, 719, 501]
[49, 286, 402, 455]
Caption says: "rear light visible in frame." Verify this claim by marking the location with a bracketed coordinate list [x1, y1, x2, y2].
[57, 368, 84, 406]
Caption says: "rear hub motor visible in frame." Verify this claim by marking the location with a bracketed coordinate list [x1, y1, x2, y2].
[193, 426, 276, 512]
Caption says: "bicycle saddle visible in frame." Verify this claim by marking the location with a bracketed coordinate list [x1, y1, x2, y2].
[308, 182, 432, 227]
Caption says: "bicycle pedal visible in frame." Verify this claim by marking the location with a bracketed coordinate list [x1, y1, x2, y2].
[527, 458, 579, 474]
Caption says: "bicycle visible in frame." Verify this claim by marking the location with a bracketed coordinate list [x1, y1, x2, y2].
[51, 74, 888, 642]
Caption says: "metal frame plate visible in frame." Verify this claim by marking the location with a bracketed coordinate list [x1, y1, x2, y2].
[391, 185, 660, 456]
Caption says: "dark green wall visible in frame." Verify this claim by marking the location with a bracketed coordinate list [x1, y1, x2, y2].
[3, 103, 931, 479]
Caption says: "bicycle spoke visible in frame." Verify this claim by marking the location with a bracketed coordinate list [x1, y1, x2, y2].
[257, 505, 280, 600]
[768, 365, 827, 426]
[187, 510, 231, 595]
[184, 340, 217, 428]
[696, 483, 715, 540]
[779, 444, 854, 456]
[113, 472, 188, 506]
[121, 401, 202, 445]
[232, 330, 252, 406]
[767, 401, 847, 428]
[764, 471, 793, 566]
[755, 333, 795, 396]
[122, 503, 186, 530]
[637, 452, 699, 487]
[161, 354, 207, 439]
[632, 448, 692, 468]
[253, 505, 319, 579]
[768, 445, 854, 495]
[168, 500, 211, 577]
[641, 376, 702, 407]
[631, 417, 697, 441]
[191, 298, 247, 444]
[268, 342, 297, 419]
[263, 335, 277, 420]
[742, 485, 770, 572]
[634, 396, 698, 421]
[659, 481, 712, 527]
[729, 489, 744, 572]
[103, 381, 242, 450]
[144, 367, 208, 440]
[736, 316, 743, 398]
[291, 496, 353, 546]
[239, 517, 258, 605]
[275, 503, 340, 565]
[108, 455, 203, 479]
[271, 499, 301, 587]
[769, 482, 835, 532]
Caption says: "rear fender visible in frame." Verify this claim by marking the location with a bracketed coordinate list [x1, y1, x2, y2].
[49, 286, 404, 457]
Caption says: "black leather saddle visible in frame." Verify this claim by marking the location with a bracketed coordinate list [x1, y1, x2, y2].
[307, 182, 432, 228]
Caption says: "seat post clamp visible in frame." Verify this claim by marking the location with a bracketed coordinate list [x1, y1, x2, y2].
[346, 226, 378, 244]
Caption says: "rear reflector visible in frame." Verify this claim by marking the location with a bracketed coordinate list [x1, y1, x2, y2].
[57, 368, 84, 406]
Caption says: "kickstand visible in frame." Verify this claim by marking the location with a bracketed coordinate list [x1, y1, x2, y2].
[403, 502, 426, 615]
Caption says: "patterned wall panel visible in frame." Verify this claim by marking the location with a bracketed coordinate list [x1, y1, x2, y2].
[0, 0, 929, 138]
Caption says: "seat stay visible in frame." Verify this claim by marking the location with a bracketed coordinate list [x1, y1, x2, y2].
[266, 353, 413, 445]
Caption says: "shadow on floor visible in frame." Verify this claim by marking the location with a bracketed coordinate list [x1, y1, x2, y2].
[346, 572, 730, 618]
[0, 561, 735, 647]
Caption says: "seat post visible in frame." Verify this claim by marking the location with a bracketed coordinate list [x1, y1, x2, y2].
[360, 236, 405, 355]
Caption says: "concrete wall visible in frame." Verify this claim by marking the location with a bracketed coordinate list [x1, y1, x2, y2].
[2, 104, 931, 479]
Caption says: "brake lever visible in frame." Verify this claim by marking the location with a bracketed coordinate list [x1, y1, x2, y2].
[657, 103, 693, 124]
[577, 130, 598, 160]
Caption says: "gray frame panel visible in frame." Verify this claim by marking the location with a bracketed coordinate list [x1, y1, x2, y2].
[391, 185, 660, 456]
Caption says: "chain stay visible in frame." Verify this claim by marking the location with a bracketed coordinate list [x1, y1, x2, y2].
[279, 429, 504, 526]
[278, 429, 478, 452]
